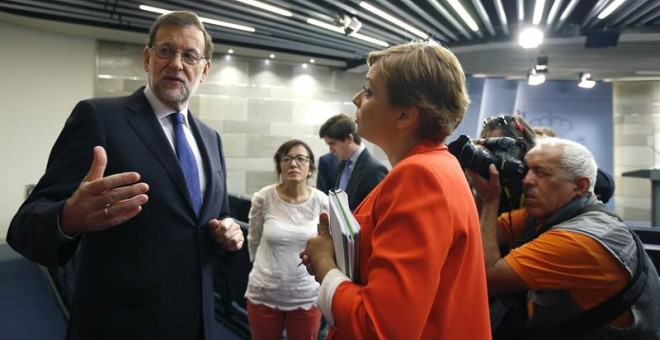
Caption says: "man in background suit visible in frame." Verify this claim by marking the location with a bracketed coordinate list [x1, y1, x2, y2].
[319, 114, 388, 211]
[7, 11, 243, 340]
[316, 152, 339, 194]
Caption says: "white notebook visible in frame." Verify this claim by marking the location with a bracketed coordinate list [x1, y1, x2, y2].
[328, 189, 361, 281]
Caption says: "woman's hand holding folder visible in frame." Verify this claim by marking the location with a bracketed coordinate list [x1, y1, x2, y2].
[299, 211, 337, 283]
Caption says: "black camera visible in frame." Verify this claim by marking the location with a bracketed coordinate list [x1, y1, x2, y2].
[448, 135, 528, 184]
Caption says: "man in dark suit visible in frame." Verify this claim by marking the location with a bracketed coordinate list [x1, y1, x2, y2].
[319, 114, 388, 211]
[316, 152, 339, 194]
[7, 11, 243, 340]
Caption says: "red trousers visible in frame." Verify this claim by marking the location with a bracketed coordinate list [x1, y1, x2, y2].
[247, 300, 321, 340]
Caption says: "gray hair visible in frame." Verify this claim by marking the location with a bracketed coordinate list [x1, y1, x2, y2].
[536, 137, 598, 192]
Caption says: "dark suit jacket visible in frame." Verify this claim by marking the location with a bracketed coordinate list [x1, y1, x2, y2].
[8, 88, 230, 340]
[338, 149, 388, 211]
[316, 153, 339, 194]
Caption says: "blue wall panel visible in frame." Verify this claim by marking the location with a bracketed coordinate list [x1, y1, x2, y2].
[453, 78, 614, 204]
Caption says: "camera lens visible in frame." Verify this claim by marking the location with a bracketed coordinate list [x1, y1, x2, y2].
[460, 144, 496, 179]
[497, 159, 528, 183]
[448, 135, 527, 182]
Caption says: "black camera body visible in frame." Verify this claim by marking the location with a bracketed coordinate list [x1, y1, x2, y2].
[448, 135, 528, 184]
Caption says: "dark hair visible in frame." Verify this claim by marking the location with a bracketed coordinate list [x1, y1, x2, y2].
[481, 115, 536, 151]
[147, 11, 213, 60]
[319, 114, 362, 145]
[274, 139, 316, 179]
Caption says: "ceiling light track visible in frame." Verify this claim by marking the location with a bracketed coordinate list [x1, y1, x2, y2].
[446, 0, 480, 32]
[400, 0, 455, 41]
[598, 0, 627, 20]
[139, 5, 255, 32]
[609, 1, 653, 27]
[232, 0, 293, 17]
[546, 0, 563, 27]
[554, 0, 580, 31]
[493, 0, 509, 35]
[359, 1, 428, 39]
[373, 0, 435, 39]
[470, 0, 491, 37]
[533, 0, 546, 25]
[428, 0, 473, 39]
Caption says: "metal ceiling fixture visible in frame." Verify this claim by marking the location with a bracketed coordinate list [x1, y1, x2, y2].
[1, 0, 659, 80]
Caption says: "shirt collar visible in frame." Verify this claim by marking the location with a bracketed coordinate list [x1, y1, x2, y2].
[348, 143, 366, 164]
[144, 86, 190, 125]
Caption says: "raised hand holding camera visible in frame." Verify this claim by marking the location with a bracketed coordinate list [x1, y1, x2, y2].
[448, 134, 528, 183]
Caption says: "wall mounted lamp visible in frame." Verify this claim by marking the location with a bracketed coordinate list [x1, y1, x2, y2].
[578, 72, 596, 88]
[528, 55, 548, 85]
[528, 68, 546, 85]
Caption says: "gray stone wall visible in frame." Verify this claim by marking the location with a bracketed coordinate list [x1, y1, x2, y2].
[613, 81, 660, 224]
[96, 41, 388, 197]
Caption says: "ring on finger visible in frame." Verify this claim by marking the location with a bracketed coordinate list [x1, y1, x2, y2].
[104, 206, 110, 217]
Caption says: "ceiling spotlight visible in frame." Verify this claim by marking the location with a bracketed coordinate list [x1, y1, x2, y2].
[519, 27, 544, 48]
[306, 18, 388, 47]
[535, 55, 548, 72]
[337, 14, 363, 35]
[528, 68, 546, 86]
[578, 72, 596, 88]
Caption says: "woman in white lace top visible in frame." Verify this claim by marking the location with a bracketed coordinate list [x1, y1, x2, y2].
[246, 139, 329, 340]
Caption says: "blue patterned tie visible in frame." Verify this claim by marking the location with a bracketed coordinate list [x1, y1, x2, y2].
[170, 112, 202, 215]
[338, 160, 352, 191]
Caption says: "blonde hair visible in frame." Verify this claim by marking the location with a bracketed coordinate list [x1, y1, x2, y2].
[366, 41, 469, 141]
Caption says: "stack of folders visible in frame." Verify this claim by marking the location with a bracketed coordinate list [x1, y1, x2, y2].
[328, 189, 361, 281]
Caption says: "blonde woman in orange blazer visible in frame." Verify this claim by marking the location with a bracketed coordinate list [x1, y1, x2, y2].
[301, 42, 492, 339]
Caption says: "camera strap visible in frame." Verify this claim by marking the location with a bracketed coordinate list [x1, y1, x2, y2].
[556, 220, 647, 335]
[515, 194, 590, 247]
[514, 195, 648, 336]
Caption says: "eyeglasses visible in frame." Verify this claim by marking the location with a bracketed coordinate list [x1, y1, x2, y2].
[280, 155, 310, 165]
[150, 44, 206, 65]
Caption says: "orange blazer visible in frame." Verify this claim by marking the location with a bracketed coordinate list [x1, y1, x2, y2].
[328, 140, 492, 340]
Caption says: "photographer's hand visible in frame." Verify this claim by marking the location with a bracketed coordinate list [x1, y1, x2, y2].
[467, 164, 501, 205]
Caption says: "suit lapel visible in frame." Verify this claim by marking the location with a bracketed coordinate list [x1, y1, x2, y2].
[188, 113, 215, 221]
[346, 150, 367, 193]
[124, 89, 196, 217]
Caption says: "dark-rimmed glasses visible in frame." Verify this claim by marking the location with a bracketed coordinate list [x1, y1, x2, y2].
[150, 44, 206, 65]
[280, 155, 310, 165]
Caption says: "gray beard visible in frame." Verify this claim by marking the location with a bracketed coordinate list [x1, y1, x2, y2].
[156, 84, 191, 106]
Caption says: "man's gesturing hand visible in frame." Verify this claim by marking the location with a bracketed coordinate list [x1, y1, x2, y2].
[60, 146, 149, 235]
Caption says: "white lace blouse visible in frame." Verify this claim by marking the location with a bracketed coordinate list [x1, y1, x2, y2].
[246, 184, 329, 310]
